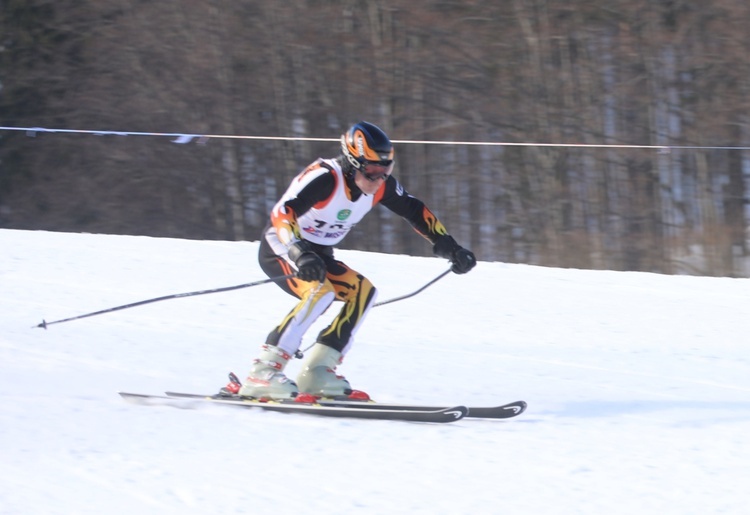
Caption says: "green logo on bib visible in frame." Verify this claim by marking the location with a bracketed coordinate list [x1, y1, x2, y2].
[337, 209, 352, 221]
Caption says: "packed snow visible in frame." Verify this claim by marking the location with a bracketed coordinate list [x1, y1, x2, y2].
[1, 229, 749, 514]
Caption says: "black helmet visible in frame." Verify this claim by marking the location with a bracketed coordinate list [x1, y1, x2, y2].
[341, 121, 394, 180]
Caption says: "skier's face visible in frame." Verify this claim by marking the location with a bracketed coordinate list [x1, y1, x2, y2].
[355, 162, 392, 195]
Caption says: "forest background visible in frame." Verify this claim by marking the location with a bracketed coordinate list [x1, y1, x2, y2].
[2, 0, 750, 277]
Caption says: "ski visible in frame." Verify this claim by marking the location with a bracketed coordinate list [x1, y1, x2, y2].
[119, 392, 468, 423]
[164, 391, 527, 420]
[320, 399, 527, 419]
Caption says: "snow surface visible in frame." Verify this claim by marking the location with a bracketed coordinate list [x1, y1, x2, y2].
[1, 229, 749, 515]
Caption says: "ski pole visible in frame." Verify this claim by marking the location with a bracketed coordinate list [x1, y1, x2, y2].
[373, 267, 452, 307]
[34, 274, 295, 329]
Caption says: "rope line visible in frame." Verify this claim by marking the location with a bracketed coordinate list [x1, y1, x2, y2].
[2, 125, 749, 151]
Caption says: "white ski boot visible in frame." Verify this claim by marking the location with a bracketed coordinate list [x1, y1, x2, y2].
[296, 343, 367, 399]
[239, 345, 299, 400]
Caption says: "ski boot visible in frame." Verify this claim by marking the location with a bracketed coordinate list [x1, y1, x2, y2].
[238, 345, 299, 400]
[296, 343, 369, 400]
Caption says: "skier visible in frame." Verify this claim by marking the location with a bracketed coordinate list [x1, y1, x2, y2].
[234, 121, 476, 401]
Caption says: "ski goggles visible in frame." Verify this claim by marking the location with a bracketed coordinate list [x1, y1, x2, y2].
[360, 161, 393, 182]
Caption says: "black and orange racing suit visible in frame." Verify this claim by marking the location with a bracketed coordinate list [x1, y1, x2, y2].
[259, 157, 451, 356]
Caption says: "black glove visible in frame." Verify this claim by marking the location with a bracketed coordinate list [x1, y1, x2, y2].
[288, 241, 327, 282]
[433, 234, 476, 274]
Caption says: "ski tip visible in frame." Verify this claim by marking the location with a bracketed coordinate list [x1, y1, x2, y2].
[505, 400, 527, 416]
[118, 392, 154, 404]
[119, 392, 151, 399]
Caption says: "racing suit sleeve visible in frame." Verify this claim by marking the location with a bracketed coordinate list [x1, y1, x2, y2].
[375, 175, 449, 244]
[376, 175, 477, 274]
[270, 167, 336, 247]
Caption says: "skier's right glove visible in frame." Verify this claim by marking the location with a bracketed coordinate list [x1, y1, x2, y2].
[433, 234, 477, 275]
[288, 241, 327, 282]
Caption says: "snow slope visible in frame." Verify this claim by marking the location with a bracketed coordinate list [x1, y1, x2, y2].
[1, 229, 749, 514]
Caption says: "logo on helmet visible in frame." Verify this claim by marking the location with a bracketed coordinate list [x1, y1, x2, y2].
[355, 133, 365, 157]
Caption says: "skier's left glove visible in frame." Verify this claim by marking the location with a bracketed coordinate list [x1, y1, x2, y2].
[433, 235, 476, 274]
